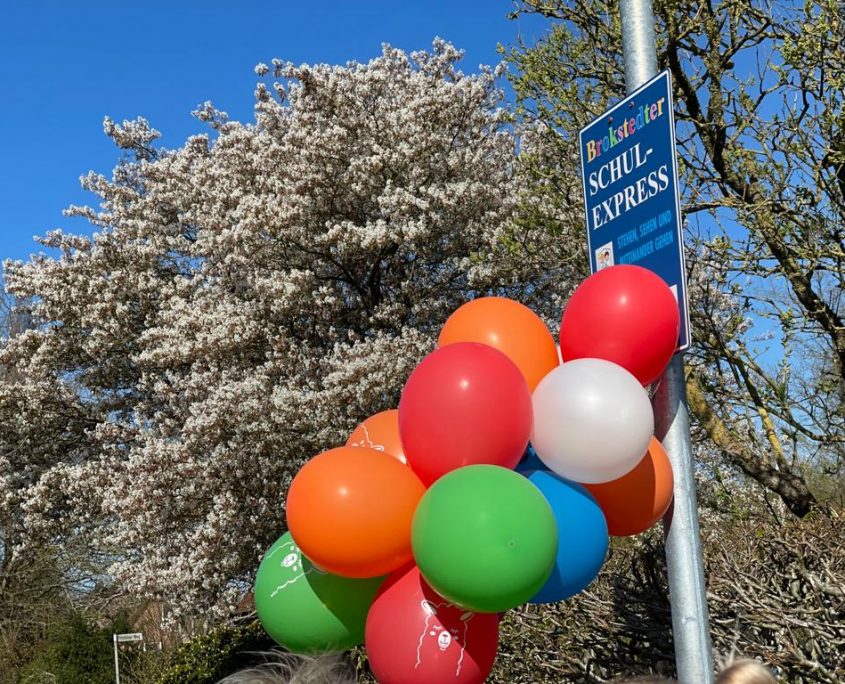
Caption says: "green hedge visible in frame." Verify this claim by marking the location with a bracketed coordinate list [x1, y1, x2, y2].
[156, 620, 274, 684]
[18, 612, 134, 684]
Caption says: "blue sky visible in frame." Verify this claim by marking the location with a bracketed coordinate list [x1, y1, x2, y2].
[0, 1, 548, 265]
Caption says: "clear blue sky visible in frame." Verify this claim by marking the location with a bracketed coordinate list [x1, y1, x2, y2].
[0, 1, 548, 265]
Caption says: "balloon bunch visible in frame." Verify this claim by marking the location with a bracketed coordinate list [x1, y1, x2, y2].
[253, 265, 679, 683]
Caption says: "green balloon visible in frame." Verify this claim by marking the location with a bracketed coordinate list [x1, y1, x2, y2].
[412, 465, 557, 613]
[254, 532, 383, 652]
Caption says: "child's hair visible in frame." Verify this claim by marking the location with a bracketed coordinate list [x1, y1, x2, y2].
[716, 659, 776, 684]
[217, 651, 776, 684]
[216, 651, 357, 684]
[616, 657, 776, 684]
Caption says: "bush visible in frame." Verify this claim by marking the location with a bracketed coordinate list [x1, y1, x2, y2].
[18, 612, 133, 684]
[485, 510, 845, 683]
[156, 620, 274, 684]
[163, 511, 845, 683]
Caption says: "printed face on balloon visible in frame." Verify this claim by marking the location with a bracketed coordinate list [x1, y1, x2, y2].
[416, 600, 474, 676]
[263, 540, 326, 599]
[348, 425, 407, 464]
[348, 424, 386, 453]
[346, 410, 408, 465]
[365, 566, 498, 684]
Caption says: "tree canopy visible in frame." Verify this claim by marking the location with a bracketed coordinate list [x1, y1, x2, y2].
[0, 40, 571, 620]
[506, 0, 845, 516]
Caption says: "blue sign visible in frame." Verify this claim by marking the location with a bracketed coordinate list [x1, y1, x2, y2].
[579, 70, 690, 350]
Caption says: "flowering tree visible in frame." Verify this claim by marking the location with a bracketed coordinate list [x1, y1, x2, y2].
[0, 41, 576, 619]
[506, 0, 845, 516]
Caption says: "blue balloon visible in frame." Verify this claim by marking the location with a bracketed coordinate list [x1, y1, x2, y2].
[516, 443, 548, 474]
[525, 470, 608, 603]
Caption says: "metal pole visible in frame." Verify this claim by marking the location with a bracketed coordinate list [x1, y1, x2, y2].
[620, 0, 658, 92]
[113, 634, 121, 684]
[654, 356, 714, 682]
[618, 1, 714, 682]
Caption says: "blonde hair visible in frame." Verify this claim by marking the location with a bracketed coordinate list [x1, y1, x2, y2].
[216, 651, 357, 684]
[716, 659, 776, 684]
[616, 657, 777, 684]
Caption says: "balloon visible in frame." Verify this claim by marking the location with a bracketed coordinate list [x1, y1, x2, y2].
[560, 265, 680, 385]
[254, 532, 383, 652]
[412, 465, 557, 613]
[365, 566, 498, 684]
[531, 359, 654, 484]
[524, 471, 608, 603]
[399, 343, 532, 486]
[286, 447, 425, 578]
[515, 443, 546, 474]
[346, 409, 407, 464]
[438, 297, 558, 391]
[584, 437, 674, 536]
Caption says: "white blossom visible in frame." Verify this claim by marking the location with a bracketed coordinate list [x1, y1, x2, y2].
[0, 41, 577, 620]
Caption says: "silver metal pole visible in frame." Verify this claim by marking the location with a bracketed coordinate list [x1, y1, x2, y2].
[654, 356, 714, 682]
[113, 634, 121, 684]
[620, 0, 658, 94]
[618, 1, 714, 682]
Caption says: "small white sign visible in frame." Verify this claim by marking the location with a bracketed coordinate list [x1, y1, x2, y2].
[115, 632, 144, 643]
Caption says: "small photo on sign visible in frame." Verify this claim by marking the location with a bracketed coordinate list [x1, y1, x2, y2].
[595, 242, 614, 271]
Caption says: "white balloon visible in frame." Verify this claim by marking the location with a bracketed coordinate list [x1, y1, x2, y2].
[531, 358, 654, 484]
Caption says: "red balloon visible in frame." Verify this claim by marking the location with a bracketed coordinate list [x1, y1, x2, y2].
[399, 342, 532, 486]
[560, 265, 680, 385]
[366, 566, 498, 684]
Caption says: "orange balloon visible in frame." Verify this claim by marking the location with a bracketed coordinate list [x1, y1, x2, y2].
[286, 447, 425, 578]
[583, 437, 674, 536]
[438, 297, 559, 392]
[346, 409, 407, 464]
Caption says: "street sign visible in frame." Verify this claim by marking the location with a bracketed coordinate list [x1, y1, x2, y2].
[114, 632, 144, 684]
[579, 69, 690, 350]
[115, 632, 143, 643]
